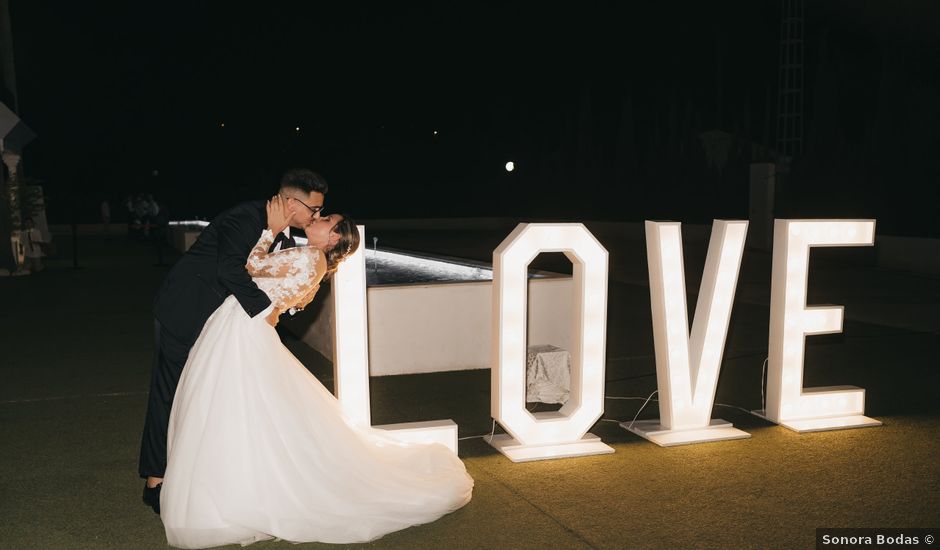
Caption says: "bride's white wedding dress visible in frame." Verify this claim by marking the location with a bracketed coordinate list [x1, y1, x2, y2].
[160, 230, 473, 548]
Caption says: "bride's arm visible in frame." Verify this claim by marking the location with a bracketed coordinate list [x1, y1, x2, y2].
[286, 251, 326, 310]
[245, 229, 280, 277]
[262, 248, 325, 313]
[246, 232, 316, 278]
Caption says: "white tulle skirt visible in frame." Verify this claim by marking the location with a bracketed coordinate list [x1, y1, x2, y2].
[161, 296, 473, 548]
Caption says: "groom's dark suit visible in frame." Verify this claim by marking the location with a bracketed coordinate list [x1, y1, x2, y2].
[139, 200, 275, 479]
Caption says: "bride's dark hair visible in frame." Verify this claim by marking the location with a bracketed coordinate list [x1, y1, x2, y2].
[323, 215, 360, 279]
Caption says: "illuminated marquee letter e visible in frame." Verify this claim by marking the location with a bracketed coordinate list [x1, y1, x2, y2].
[757, 219, 882, 433]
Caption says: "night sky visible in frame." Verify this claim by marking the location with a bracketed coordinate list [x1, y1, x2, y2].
[7, 1, 940, 236]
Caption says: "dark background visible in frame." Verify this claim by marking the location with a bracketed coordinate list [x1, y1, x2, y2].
[6, 1, 940, 235]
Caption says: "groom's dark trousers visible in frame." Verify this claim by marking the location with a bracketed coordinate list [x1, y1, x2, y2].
[138, 201, 273, 479]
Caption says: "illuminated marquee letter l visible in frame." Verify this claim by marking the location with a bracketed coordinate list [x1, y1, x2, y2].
[332, 225, 460, 451]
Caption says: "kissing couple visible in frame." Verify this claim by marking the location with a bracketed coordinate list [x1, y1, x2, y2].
[138, 169, 473, 547]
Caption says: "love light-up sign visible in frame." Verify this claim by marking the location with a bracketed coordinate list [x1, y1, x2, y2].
[754, 219, 882, 432]
[623, 220, 751, 446]
[326, 219, 881, 461]
[484, 223, 613, 462]
[332, 225, 459, 451]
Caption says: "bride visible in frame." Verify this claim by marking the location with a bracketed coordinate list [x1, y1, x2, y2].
[160, 197, 474, 548]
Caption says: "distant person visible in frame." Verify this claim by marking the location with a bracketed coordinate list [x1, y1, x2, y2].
[127, 194, 140, 238]
[158, 197, 472, 547]
[146, 193, 159, 217]
[100, 199, 111, 233]
[149, 196, 169, 266]
[22, 217, 45, 273]
[142, 194, 160, 237]
[132, 193, 149, 239]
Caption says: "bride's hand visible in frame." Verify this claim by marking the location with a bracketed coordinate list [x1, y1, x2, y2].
[266, 195, 296, 234]
[265, 308, 281, 326]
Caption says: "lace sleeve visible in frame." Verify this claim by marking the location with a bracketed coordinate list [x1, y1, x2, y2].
[274, 252, 324, 311]
[245, 230, 326, 311]
[246, 229, 297, 278]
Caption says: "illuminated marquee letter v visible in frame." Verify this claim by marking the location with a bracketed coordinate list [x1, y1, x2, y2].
[623, 220, 751, 446]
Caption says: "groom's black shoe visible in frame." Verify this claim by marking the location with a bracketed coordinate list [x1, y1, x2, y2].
[142, 482, 162, 515]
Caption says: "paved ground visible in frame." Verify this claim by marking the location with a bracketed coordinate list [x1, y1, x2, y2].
[1, 224, 938, 549]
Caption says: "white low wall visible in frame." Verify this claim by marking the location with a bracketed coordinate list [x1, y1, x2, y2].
[288, 277, 575, 376]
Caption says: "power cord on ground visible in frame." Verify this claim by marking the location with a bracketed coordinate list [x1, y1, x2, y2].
[456, 356, 771, 441]
[760, 357, 768, 414]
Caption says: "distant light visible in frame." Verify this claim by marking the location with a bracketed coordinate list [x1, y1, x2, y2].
[295, 126, 300, 132]
[505, 161, 515, 172]
[433, 130, 438, 135]
[220, 122, 225, 128]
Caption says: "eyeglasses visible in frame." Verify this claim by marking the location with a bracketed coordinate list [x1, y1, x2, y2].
[282, 195, 323, 215]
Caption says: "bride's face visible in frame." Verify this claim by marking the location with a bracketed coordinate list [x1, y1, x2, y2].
[304, 214, 344, 250]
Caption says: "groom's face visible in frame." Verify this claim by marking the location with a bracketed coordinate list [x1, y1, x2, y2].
[285, 191, 325, 228]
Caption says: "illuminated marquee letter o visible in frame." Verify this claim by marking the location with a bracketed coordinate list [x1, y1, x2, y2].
[491, 223, 610, 450]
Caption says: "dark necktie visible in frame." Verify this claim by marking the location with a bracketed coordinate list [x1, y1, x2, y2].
[268, 232, 296, 253]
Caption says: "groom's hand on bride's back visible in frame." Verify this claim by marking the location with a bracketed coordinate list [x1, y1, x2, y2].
[294, 284, 320, 312]
[277, 283, 320, 321]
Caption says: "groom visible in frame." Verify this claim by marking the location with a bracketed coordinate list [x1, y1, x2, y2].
[139, 168, 328, 513]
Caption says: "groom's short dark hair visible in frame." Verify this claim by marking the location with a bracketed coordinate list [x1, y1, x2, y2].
[279, 169, 329, 195]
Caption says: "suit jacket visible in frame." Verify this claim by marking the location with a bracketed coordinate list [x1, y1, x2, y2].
[154, 200, 272, 345]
